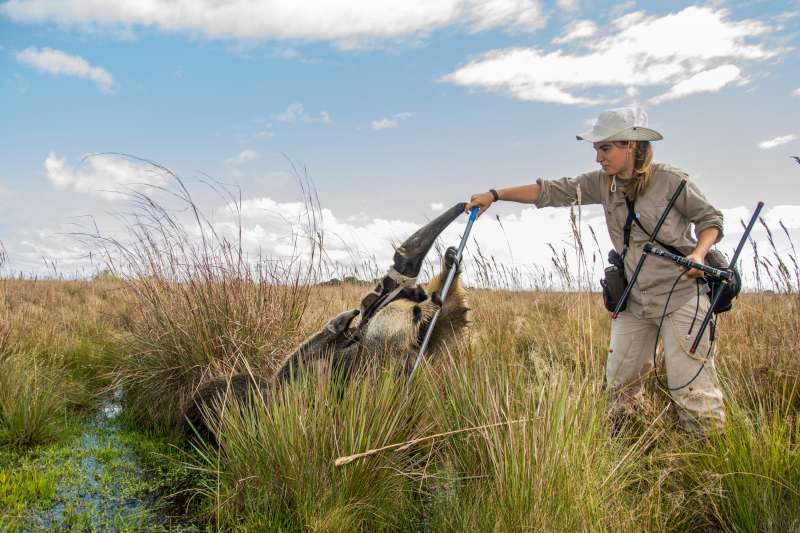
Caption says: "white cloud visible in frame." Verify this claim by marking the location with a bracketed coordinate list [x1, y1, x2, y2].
[1, 0, 546, 47]
[552, 19, 597, 44]
[793, 88, 800, 96]
[758, 134, 797, 149]
[721, 206, 752, 238]
[464, 0, 545, 33]
[45, 152, 168, 200]
[764, 205, 800, 230]
[16, 47, 114, 92]
[273, 102, 331, 124]
[557, 0, 578, 12]
[443, 6, 781, 105]
[212, 198, 612, 286]
[371, 118, 398, 130]
[649, 64, 742, 103]
[371, 111, 415, 130]
[610, 1, 636, 16]
[211, 199, 800, 290]
[273, 47, 319, 64]
[8, 177, 800, 290]
[226, 149, 259, 165]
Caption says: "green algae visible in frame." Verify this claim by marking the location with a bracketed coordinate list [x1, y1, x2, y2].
[0, 405, 198, 532]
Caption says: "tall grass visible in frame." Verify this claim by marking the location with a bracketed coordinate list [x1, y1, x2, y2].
[421, 354, 642, 531]
[0, 351, 68, 448]
[7, 276, 798, 529]
[189, 362, 425, 531]
[700, 400, 800, 531]
[86, 174, 325, 431]
[0, 278, 125, 448]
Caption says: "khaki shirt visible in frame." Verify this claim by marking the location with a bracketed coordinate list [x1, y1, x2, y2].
[535, 163, 724, 319]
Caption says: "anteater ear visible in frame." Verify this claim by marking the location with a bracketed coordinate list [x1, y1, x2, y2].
[412, 305, 422, 322]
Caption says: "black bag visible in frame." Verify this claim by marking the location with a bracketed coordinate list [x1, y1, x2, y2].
[601, 249, 627, 312]
[704, 249, 741, 314]
[600, 203, 637, 312]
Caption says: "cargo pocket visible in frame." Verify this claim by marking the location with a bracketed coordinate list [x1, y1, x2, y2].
[668, 298, 713, 362]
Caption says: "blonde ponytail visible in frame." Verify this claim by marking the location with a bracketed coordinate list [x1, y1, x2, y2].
[607, 141, 654, 198]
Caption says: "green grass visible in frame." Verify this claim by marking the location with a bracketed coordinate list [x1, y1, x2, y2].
[0, 352, 71, 448]
[419, 351, 641, 531]
[0, 468, 58, 514]
[183, 364, 422, 531]
[689, 400, 800, 531]
[187, 364, 425, 531]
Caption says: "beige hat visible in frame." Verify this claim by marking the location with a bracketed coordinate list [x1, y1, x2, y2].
[576, 106, 663, 142]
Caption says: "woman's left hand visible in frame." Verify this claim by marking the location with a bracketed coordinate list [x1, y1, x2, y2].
[684, 251, 706, 278]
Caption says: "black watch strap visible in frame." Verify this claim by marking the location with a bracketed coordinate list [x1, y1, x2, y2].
[489, 188, 500, 202]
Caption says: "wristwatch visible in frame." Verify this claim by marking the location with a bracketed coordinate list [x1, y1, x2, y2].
[489, 189, 500, 202]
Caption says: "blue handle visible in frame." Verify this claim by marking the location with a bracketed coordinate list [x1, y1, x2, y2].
[469, 206, 479, 221]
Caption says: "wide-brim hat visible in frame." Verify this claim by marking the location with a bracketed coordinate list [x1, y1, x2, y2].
[576, 106, 663, 142]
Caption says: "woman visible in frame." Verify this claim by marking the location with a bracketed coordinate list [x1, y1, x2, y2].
[465, 107, 725, 433]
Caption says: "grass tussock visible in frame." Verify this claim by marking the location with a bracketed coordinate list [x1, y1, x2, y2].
[422, 355, 639, 531]
[0, 279, 127, 449]
[89, 180, 329, 431]
[115, 271, 315, 431]
[190, 362, 424, 531]
[0, 352, 70, 448]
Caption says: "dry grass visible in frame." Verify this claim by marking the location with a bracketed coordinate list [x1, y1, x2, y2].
[1, 274, 798, 530]
[0, 278, 129, 447]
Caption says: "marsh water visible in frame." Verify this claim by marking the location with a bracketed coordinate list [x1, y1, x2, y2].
[8, 398, 195, 532]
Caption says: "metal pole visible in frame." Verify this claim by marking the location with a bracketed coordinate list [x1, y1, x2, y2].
[689, 201, 763, 353]
[407, 207, 479, 390]
[612, 179, 687, 319]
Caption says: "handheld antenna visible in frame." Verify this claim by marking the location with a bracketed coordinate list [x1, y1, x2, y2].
[688, 201, 763, 353]
[407, 207, 479, 390]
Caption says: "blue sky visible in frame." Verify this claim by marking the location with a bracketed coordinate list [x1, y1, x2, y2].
[1, 0, 799, 284]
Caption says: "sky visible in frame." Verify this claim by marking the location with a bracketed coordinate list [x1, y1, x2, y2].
[1, 0, 799, 287]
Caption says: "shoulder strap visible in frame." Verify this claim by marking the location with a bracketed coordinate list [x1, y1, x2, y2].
[622, 199, 635, 257]
[624, 197, 685, 257]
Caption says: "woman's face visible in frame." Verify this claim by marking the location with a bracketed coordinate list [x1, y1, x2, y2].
[593, 141, 633, 176]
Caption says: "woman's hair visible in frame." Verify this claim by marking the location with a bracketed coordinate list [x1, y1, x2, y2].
[609, 140, 653, 197]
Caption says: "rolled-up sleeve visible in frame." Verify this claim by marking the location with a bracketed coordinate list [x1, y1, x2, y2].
[679, 180, 724, 242]
[534, 171, 603, 208]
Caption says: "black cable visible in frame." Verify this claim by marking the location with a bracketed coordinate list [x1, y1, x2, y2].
[652, 273, 713, 392]
[687, 281, 700, 335]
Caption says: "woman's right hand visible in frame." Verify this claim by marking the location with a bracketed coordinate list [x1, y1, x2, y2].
[465, 191, 495, 219]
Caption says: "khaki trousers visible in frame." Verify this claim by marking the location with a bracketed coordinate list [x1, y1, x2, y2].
[606, 292, 726, 432]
